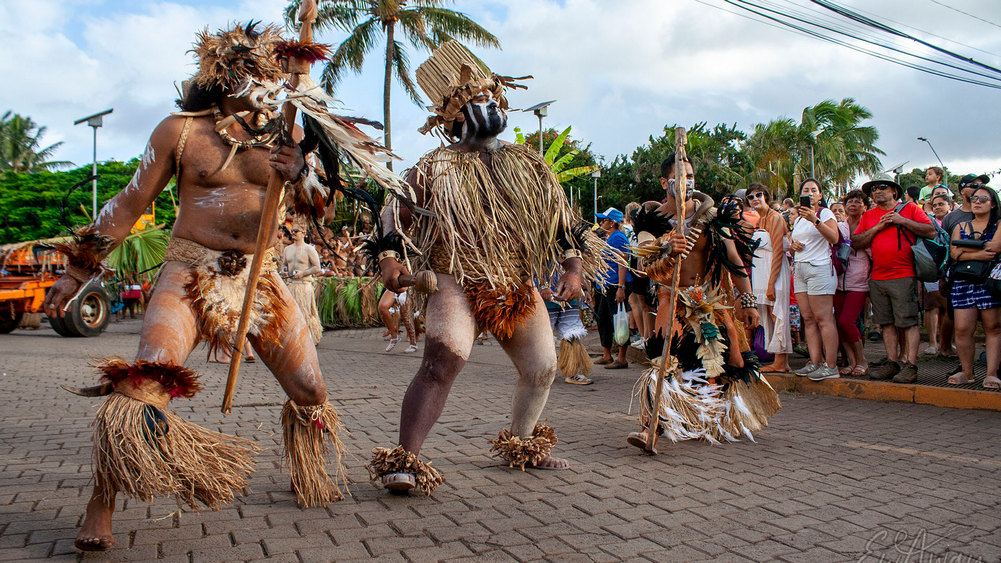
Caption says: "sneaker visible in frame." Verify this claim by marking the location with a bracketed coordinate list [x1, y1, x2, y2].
[892, 363, 918, 384]
[869, 360, 900, 380]
[630, 337, 647, 349]
[564, 374, 593, 385]
[795, 362, 819, 377]
[385, 337, 399, 352]
[808, 365, 840, 381]
[404, 343, 418, 353]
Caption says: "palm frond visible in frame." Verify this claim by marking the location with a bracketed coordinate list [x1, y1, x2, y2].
[544, 126, 572, 166]
[391, 40, 422, 105]
[320, 16, 380, 93]
[419, 7, 500, 48]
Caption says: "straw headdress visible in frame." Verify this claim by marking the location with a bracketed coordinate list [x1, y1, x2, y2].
[190, 21, 285, 91]
[415, 41, 530, 137]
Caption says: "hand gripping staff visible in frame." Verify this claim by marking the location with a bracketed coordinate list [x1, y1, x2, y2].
[221, 0, 322, 414]
[644, 127, 687, 454]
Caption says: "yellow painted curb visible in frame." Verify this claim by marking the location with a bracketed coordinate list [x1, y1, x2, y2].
[763, 373, 1001, 412]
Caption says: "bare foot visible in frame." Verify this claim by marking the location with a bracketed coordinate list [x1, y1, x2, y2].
[525, 455, 570, 470]
[760, 363, 790, 373]
[75, 492, 115, 552]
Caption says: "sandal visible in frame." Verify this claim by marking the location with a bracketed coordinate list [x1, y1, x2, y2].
[984, 375, 1001, 389]
[381, 472, 415, 493]
[851, 365, 869, 377]
[947, 373, 974, 385]
[839, 366, 854, 376]
[75, 536, 115, 552]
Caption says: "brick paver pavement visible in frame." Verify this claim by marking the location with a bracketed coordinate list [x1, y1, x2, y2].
[1, 319, 999, 562]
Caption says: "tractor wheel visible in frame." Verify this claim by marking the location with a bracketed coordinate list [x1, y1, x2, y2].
[0, 310, 23, 334]
[60, 282, 111, 337]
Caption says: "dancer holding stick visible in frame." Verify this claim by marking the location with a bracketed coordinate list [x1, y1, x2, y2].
[626, 142, 780, 452]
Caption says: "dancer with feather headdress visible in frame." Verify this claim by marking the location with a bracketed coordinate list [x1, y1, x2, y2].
[363, 41, 618, 495]
[626, 156, 781, 451]
[44, 15, 404, 551]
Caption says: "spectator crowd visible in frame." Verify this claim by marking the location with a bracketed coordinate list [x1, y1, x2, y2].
[590, 167, 1001, 390]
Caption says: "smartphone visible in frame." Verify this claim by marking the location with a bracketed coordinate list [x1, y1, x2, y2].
[799, 195, 811, 207]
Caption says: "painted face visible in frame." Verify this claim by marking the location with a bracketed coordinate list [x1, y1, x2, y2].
[459, 89, 506, 140]
[662, 162, 696, 201]
[231, 78, 280, 110]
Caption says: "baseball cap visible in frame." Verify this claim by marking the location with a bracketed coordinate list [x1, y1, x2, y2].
[595, 207, 624, 223]
[958, 173, 990, 189]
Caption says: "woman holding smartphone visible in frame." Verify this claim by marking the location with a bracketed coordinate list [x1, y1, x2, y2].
[790, 178, 841, 380]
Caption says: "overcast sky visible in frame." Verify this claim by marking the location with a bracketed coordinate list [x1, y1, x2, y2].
[3, 0, 999, 187]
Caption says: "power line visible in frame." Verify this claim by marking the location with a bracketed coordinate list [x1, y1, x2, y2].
[703, 0, 1001, 89]
[810, 0, 1001, 75]
[928, 0, 1001, 30]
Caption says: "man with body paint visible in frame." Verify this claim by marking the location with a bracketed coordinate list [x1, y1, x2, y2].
[363, 41, 614, 495]
[625, 156, 780, 449]
[44, 23, 368, 551]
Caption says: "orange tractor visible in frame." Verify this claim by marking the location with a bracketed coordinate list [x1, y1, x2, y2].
[0, 238, 111, 336]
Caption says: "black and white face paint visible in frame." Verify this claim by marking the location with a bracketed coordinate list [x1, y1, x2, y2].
[667, 178, 695, 201]
[459, 98, 507, 140]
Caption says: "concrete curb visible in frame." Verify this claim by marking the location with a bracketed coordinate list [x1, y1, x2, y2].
[764, 372, 1001, 412]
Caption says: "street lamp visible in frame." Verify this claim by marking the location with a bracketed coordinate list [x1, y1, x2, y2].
[917, 136, 948, 185]
[591, 168, 601, 220]
[523, 100, 556, 154]
[74, 109, 113, 219]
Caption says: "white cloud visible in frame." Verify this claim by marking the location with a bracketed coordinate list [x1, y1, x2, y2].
[3, 0, 1000, 183]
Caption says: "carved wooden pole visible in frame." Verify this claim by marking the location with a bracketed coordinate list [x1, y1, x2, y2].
[222, 0, 318, 414]
[644, 126, 688, 453]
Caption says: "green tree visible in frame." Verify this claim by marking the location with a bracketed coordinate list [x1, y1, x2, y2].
[744, 99, 884, 199]
[0, 159, 176, 244]
[515, 126, 599, 213]
[798, 98, 884, 194]
[0, 111, 73, 173]
[629, 122, 751, 203]
[287, 0, 499, 168]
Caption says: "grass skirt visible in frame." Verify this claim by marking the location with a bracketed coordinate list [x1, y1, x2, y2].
[93, 392, 257, 509]
[281, 400, 348, 507]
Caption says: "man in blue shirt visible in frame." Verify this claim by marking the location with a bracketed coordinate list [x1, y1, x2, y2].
[593, 208, 632, 369]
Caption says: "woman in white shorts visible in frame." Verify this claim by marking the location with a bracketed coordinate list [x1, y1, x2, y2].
[790, 178, 841, 380]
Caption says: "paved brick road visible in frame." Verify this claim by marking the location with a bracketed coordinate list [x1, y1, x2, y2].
[1, 319, 999, 562]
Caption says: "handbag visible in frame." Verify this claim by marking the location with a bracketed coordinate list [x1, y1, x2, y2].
[986, 261, 1001, 296]
[951, 260, 993, 283]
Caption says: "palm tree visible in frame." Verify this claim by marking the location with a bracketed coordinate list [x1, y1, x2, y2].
[285, 0, 499, 168]
[797, 98, 884, 195]
[0, 112, 73, 173]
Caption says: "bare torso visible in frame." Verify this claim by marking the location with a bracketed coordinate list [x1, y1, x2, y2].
[655, 199, 708, 287]
[171, 116, 275, 253]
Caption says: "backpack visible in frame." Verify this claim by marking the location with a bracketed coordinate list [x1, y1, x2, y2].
[894, 203, 949, 282]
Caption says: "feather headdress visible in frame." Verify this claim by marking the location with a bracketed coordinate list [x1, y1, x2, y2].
[190, 21, 285, 91]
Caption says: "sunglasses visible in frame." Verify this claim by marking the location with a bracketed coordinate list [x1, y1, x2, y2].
[870, 185, 893, 191]
[970, 195, 992, 204]
[747, 192, 766, 200]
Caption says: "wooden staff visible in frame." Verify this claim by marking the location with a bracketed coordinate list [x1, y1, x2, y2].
[222, 0, 318, 414]
[645, 127, 688, 453]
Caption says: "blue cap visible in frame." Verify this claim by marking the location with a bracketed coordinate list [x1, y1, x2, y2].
[595, 207, 624, 223]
